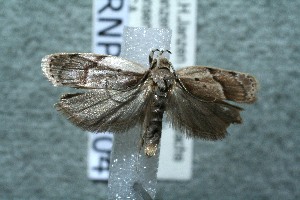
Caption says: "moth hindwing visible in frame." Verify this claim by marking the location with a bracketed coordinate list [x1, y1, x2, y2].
[42, 50, 258, 157]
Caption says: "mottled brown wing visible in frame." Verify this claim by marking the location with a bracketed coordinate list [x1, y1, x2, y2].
[176, 66, 258, 103]
[42, 53, 146, 90]
[55, 81, 153, 133]
[166, 83, 243, 140]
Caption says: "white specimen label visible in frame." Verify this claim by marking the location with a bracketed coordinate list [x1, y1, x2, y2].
[128, 0, 197, 180]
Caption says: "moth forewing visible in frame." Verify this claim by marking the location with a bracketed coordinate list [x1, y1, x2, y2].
[177, 66, 258, 103]
[42, 53, 146, 90]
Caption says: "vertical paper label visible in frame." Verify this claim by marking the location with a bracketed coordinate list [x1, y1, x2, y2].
[128, 0, 197, 68]
[87, 133, 113, 180]
[129, 0, 197, 180]
[92, 0, 129, 56]
[158, 125, 193, 180]
[88, 0, 128, 181]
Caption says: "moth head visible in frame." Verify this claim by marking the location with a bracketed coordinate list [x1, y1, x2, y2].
[157, 57, 172, 70]
[149, 49, 172, 70]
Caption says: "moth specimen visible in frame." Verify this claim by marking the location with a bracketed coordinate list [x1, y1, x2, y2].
[42, 49, 258, 157]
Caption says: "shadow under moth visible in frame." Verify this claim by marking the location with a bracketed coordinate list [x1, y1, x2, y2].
[42, 49, 258, 157]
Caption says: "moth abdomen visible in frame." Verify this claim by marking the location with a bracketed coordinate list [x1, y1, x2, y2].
[143, 92, 168, 157]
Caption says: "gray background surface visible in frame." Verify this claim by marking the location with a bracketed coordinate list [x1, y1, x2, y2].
[1, 1, 299, 199]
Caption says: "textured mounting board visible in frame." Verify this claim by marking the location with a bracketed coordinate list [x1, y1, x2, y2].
[107, 26, 172, 200]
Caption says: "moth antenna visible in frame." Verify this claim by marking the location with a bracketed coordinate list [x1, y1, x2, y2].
[149, 49, 160, 66]
[161, 49, 172, 56]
